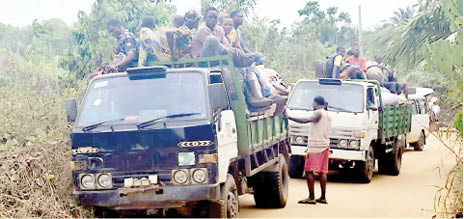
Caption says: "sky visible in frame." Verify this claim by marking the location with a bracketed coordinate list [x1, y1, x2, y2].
[0, 0, 418, 29]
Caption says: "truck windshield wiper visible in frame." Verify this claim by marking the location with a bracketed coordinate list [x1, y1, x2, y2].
[136, 113, 200, 129]
[327, 105, 351, 113]
[82, 118, 124, 132]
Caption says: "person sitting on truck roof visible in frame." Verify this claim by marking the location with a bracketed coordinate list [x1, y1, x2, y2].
[288, 96, 331, 205]
[172, 14, 185, 28]
[106, 19, 138, 72]
[165, 10, 201, 61]
[137, 16, 171, 66]
[192, 7, 229, 57]
[346, 48, 367, 73]
[192, 7, 253, 67]
[222, 16, 241, 49]
[230, 10, 251, 53]
[330, 46, 345, 78]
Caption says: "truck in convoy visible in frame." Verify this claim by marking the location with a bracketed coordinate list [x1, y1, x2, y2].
[65, 55, 290, 217]
[406, 93, 429, 151]
[286, 79, 411, 183]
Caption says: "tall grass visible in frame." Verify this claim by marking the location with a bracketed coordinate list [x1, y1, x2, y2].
[434, 130, 463, 218]
[0, 52, 90, 217]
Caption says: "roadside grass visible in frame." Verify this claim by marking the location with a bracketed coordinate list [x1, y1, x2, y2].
[0, 53, 91, 217]
[433, 129, 463, 218]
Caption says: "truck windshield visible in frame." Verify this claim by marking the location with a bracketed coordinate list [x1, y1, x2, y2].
[76, 72, 208, 127]
[288, 81, 364, 113]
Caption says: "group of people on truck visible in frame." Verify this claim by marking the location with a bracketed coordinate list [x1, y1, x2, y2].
[93, 7, 290, 117]
[92, 7, 266, 77]
[322, 44, 409, 106]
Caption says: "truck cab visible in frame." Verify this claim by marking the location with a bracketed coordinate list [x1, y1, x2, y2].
[286, 79, 410, 183]
[65, 56, 290, 217]
[406, 94, 429, 151]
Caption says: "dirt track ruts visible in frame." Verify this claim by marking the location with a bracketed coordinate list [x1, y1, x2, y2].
[238, 134, 456, 218]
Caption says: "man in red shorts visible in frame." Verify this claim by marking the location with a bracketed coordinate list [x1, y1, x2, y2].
[288, 96, 331, 205]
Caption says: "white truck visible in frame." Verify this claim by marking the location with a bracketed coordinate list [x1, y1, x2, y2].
[406, 94, 429, 151]
[286, 79, 411, 183]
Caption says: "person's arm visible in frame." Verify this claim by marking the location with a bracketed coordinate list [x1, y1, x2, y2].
[361, 58, 367, 72]
[115, 50, 136, 71]
[113, 35, 137, 71]
[331, 66, 338, 78]
[138, 46, 147, 67]
[166, 31, 180, 61]
[288, 110, 322, 124]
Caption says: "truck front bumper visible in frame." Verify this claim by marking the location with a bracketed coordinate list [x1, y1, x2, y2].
[291, 145, 365, 161]
[73, 184, 220, 210]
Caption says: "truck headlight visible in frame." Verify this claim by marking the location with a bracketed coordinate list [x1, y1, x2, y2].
[295, 136, 305, 145]
[172, 169, 189, 185]
[338, 139, 348, 148]
[80, 174, 95, 189]
[192, 168, 207, 184]
[96, 173, 112, 188]
[349, 140, 360, 149]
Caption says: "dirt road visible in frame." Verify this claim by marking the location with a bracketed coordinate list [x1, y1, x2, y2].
[238, 134, 457, 218]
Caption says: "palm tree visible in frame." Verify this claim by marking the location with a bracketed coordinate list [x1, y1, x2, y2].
[389, 6, 416, 24]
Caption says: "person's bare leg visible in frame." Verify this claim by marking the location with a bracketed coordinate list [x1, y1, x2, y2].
[319, 173, 327, 200]
[306, 171, 315, 200]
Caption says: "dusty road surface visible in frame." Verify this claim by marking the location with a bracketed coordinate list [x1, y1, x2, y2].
[238, 134, 457, 218]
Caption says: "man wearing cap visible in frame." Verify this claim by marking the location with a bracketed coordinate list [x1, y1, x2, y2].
[288, 96, 332, 205]
[165, 10, 201, 60]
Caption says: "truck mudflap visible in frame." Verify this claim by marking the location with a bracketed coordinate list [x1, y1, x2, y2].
[329, 149, 365, 161]
[73, 183, 220, 210]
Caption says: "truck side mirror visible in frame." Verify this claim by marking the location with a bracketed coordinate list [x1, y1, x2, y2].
[208, 84, 228, 111]
[65, 98, 78, 122]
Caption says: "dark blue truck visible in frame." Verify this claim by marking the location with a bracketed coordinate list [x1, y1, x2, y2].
[65, 56, 290, 217]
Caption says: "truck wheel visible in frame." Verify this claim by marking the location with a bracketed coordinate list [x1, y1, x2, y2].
[253, 154, 289, 208]
[357, 145, 374, 183]
[289, 156, 304, 178]
[378, 136, 404, 175]
[414, 132, 425, 151]
[209, 174, 239, 218]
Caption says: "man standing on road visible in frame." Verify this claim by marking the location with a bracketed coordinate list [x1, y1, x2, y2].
[288, 96, 331, 205]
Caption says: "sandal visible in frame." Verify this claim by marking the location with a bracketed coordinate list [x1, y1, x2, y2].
[298, 198, 316, 205]
[316, 198, 328, 204]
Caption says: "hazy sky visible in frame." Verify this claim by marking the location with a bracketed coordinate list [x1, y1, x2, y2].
[0, 0, 417, 29]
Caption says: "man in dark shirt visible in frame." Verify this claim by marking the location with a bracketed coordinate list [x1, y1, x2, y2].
[107, 19, 137, 71]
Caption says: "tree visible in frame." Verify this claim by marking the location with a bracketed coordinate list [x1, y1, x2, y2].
[200, 0, 257, 15]
[297, 1, 356, 47]
[61, 0, 175, 78]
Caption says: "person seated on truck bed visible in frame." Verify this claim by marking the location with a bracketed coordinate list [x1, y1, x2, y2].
[106, 19, 138, 72]
[172, 14, 185, 28]
[346, 48, 367, 73]
[230, 10, 251, 53]
[137, 16, 171, 66]
[165, 10, 201, 61]
[192, 7, 253, 67]
[221, 16, 242, 49]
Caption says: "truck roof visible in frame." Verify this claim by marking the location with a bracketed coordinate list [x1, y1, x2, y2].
[90, 67, 213, 82]
[295, 78, 380, 87]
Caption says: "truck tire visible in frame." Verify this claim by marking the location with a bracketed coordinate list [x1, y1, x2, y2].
[378, 135, 404, 175]
[253, 155, 289, 208]
[289, 156, 304, 178]
[209, 174, 239, 218]
[413, 131, 425, 151]
[357, 145, 374, 183]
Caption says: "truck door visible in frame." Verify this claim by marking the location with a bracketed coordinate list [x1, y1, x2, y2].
[367, 87, 379, 139]
[216, 110, 238, 183]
